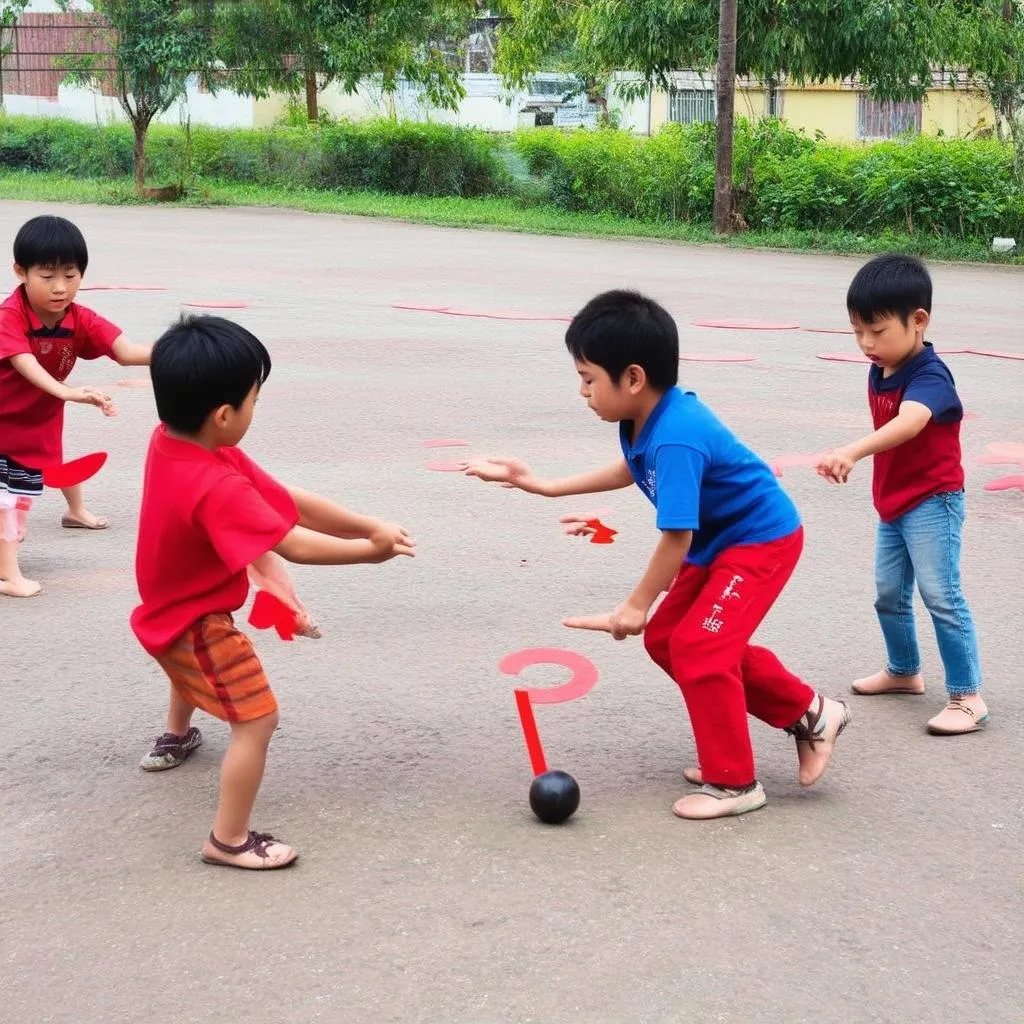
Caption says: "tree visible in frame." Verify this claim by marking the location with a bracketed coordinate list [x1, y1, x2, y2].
[217, 0, 474, 122]
[0, 0, 29, 110]
[58, 0, 218, 195]
[497, 0, 946, 233]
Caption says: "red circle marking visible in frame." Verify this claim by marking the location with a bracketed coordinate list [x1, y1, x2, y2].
[425, 461, 467, 472]
[801, 327, 853, 335]
[679, 352, 756, 363]
[983, 474, 1024, 493]
[817, 352, 870, 364]
[80, 284, 168, 292]
[499, 647, 599, 704]
[392, 303, 570, 322]
[183, 300, 251, 309]
[422, 438, 470, 448]
[691, 319, 800, 331]
[41, 452, 108, 489]
[966, 348, 1024, 361]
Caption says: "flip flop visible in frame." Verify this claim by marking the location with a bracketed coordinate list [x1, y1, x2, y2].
[61, 515, 109, 530]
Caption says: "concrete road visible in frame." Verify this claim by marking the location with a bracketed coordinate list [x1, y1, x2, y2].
[1, 202, 1022, 1024]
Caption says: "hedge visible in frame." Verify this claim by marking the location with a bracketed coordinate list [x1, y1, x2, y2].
[0, 113, 1020, 239]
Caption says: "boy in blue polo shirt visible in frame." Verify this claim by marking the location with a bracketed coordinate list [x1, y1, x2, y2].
[466, 290, 850, 820]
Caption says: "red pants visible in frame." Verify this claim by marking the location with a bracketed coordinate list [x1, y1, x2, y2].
[643, 527, 814, 787]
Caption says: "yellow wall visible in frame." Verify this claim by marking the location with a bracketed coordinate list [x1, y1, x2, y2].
[650, 81, 995, 141]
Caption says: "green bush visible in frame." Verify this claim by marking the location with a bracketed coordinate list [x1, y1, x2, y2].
[0, 112, 1020, 240]
[0, 115, 510, 198]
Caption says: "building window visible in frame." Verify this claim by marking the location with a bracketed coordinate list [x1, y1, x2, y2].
[857, 95, 921, 139]
[669, 88, 716, 125]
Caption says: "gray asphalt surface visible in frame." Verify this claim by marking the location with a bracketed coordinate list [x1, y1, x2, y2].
[2, 202, 1022, 1024]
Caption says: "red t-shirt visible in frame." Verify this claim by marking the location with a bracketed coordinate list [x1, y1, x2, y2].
[0, 286, 122, 467]
[131, 426, 299, 656]
[869, 344, 965, 522]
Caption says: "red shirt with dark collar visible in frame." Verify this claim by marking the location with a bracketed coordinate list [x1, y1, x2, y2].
[0, 285, 121, 466]
[131, 426, 299, 656]
[868, 342, 965, 521]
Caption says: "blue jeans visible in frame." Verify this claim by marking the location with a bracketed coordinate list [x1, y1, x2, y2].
[874, 491, 982, 696]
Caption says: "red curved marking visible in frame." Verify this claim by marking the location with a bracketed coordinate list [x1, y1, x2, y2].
[248, 589, 298, 642]
[425, 461, 467, 472]
[679, 352, 756, 363]
[966, 348, 1024, 361]
[817, 352, 870, 364]
[692, 319, 800, 331]
[422, 438, 470, 448]
[801, 327, 853, 335]
[499, 647, 599, 704]
[392, 302, 570, 322]
[41, 451, 108, 489]
[80, 284, 167, 292]
[182, 300, 251, 309]
[393, 302, 450, 312]
[983, 474, 1024, 493]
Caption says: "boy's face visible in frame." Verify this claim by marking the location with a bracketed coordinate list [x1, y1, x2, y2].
[575, 358, 639, 421]
[850, 309, 929, 371]
[15, 262, 83, 318]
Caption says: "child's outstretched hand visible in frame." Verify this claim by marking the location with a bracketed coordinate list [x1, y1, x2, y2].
[816, 448, 856, 484]
[368, 524, 416, 562]
[66, 386, 117, 417]
[558, 513, 598, 537]
[465, 456, 544, 494]
[563, 602, 647, 641]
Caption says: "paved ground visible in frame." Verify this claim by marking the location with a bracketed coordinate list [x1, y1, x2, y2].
[2, 201, 1022, 1024]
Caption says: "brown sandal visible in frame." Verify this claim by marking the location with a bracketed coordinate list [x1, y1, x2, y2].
[200, 830, 298, 870]
[785, 694, 851, 787]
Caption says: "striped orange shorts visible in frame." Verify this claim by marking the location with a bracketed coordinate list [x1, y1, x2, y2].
[156, 613, 278, 723]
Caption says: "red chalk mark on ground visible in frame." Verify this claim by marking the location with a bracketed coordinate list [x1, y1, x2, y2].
[802, 326, 854, 335]
[768, 452, 826, 477]
[182, 300, 251, 309]
[585, 518, 617, 544]
[114, 378, 151, 388]
[500, 647, 599, 776]
[691, 319, 800, 331]
[984, 474, 1024, 493]
[422, 438, 470, 448]
[425, 461, 468, 472]
[965, 348, 1024, 361]
[393, 302, 570, 322]
[679, 352, 756, 363]
[80, 284, 167, 292]
[817, 352, 871, 364]
[41, 452, 107, 488]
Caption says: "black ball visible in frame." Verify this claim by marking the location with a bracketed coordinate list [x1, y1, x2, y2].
[529, 770, 580, 825]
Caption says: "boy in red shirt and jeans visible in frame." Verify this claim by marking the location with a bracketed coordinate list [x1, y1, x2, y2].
[132, 315, 415, 869]
[817, 254, 986, 736]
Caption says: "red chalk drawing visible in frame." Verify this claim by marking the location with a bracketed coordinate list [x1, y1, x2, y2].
[679, 352, 756, 363]
[41, 452, 107, 488]
[692, 319, 800, 331]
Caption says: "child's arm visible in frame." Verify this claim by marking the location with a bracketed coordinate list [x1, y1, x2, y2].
[817, 402, 932, 484]
[273, 523, 415, 565]
[465, 456, 633, 497]
[8, 353, 116, 415]
[285, 486, 407, 543]
[111, 335, 153, 366]
[564, 529, 692, 639]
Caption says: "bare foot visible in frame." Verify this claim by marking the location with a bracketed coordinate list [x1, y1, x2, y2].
[0, 576, 42, 598]
[61, 510, 109, 530]
[927, 695, 989, 735]
[200, 830, 298, 870]
[852, 669, 925, 695]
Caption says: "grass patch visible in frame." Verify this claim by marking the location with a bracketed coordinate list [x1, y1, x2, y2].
[0, 170, 1019, 266]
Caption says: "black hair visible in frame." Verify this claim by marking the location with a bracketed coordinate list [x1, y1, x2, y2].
[847, 253, 932, 324]
[13, 215, 89, 273]
[150, 315, 272, 434]
[565, 289, 678, 390]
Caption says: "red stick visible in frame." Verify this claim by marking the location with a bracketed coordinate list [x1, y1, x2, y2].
[514, 689, 548, 776]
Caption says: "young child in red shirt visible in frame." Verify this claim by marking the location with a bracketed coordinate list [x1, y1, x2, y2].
[132, 315, 416, 870]
[817, 254, 985, 735]
[0, 215, 150, 597]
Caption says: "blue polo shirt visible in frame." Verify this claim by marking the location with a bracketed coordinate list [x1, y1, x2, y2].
[619, 387, 800, 565]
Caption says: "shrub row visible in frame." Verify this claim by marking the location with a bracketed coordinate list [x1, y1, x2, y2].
[0, 113, 1020, 238]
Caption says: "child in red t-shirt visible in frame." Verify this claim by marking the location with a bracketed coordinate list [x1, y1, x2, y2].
[0, 215, 151, 598]
[132, 314, 416, 870]
[817, 254, 986, 736]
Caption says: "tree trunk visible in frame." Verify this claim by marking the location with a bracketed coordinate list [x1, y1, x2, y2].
[305, 66, 318, 121]
[713, 0, 738, 235]
[133, 118, 147, 195]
